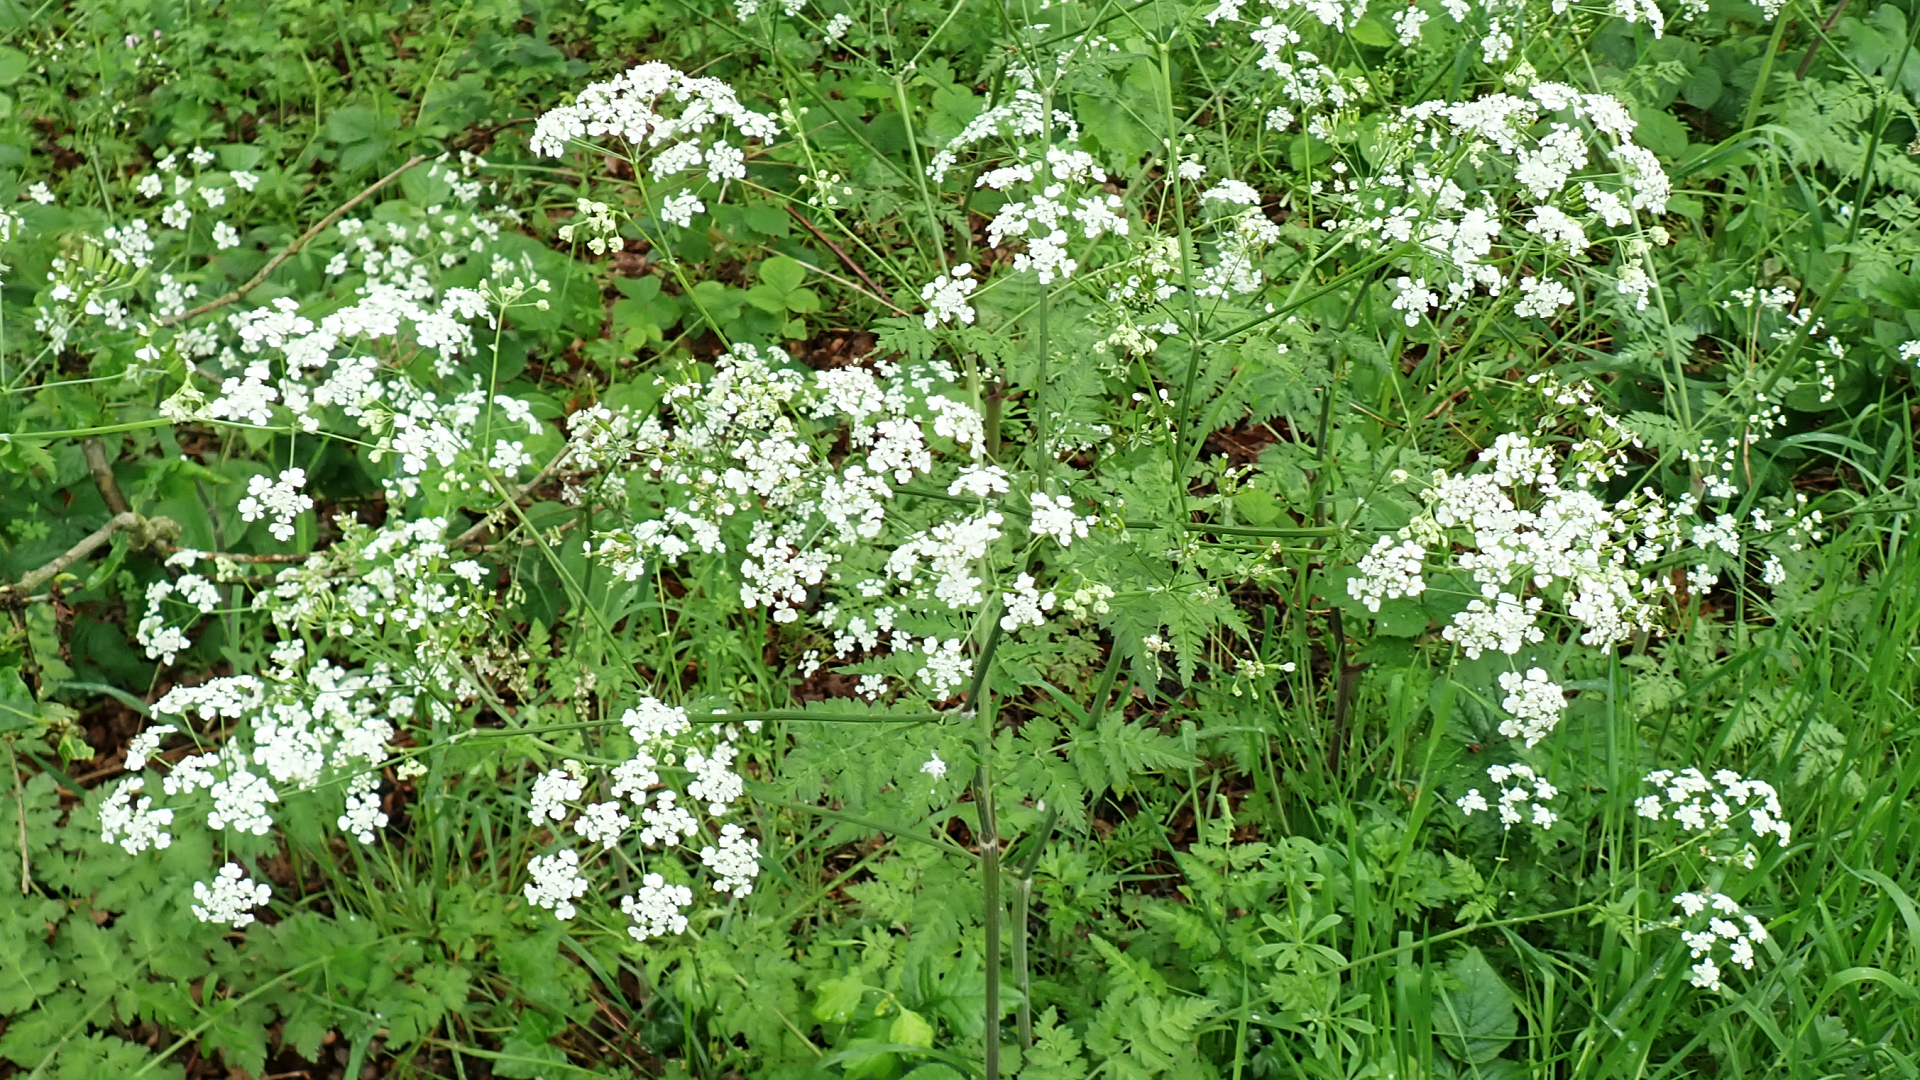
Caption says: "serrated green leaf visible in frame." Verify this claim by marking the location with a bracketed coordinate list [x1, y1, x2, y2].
[1434, 948, 1518, 1065]
[812, 975, 871, 1023]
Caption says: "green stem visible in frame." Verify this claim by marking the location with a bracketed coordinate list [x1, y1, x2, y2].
[968, 615, 1007, 1078]
[1013, 873, 1033, 1049]
[1740, 5, 1794, 133]
[975, 706, 1002, 1080]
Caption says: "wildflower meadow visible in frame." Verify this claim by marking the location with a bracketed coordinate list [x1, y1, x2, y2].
[2, 0, 1919, 1075]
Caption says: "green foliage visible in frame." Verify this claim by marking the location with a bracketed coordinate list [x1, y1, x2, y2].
[5, 0, 1920, 1074]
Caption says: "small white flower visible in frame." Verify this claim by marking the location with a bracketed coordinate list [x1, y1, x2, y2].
[524, 849, 589, 920]
[529, 763, 585, 824]
[574, 801, 632, 846]
[1463, 763, 1559, 832]
[99, 777, 175, 854]
[192, 862, 272, 927]
[124, 725, 178, 771]
[920, 264, 978, 330]
[1200, 179, 1260, 205]
[622, 874, 694, 939]
[700, 822, 760, 897]
[1029, 492, 1093, 546]
[236, 468, 314, 543]
[921, 752, 948, 780]
[661, 190, 705, 228]
[998, 572, 1055, 633]
[1496, 668, 1567, 747]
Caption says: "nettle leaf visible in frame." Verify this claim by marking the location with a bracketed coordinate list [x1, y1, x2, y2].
[1433, 948, 1519, 1066]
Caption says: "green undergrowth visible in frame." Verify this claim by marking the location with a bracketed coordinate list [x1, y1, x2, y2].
[2, 0, 1920, 1076]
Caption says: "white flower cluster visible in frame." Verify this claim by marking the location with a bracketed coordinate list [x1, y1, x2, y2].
[205, 285, 540, 504]
[44, 155, 499, 408]
[701, 823, 760, 897]
[1196, 182, 1283, 297]
[136, 569, 223, 665]
[1348, 536, 1425, 611]
[1672, 891, 1769, 991]
[1030, 492, 1094, 546]
[921, 264, 978, 329]
[524, 849, 590, 920]
[926, 70, 1079, 182]
[99, 777, 175, 854]
[191, 862, 272, 928]
[977, 145, 1129, 284]
[622, 874, 694, 939]
[531, 62, 779, 162]
[1636, 767, 1791, 865]
[1455, 762, 1559, 830]
[1304, 84, 1671, 319]
[1496, 667, 1566, 747]
[999, 573, 1056, 633]
[254, 515, 494, 642]
[580, 343, 1071, 702]
[557, 198, 620, 254]
[518, 698, 760, 929]
[925, 75, 1124, 287]
[1348, 383, 1817, 708]
[530, 62, 778, 233]
[531, 762, 587, 823]
[106, 640, 437, 860]
[238, 467, 314, 543]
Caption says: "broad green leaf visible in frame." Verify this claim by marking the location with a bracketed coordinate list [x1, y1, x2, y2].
[812, 976, 870, 1023]
[1349, 15, 1394, 46]
[890, 1008, 935, 1048]
[758, 255, 808, 295]
[1434, 948, 1518, 1065]
[0, 665, 37, 734]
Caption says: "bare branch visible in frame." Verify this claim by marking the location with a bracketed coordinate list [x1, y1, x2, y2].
[1, 513, 180, 601]
[82, 438, 131, 515]
[786, 207, 910, 315]
[450, 450, 573, 549]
